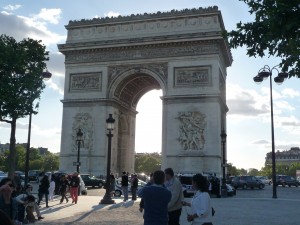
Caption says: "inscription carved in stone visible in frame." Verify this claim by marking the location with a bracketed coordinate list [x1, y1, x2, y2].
[174, 67, 210, 87]
[70, 73, 102, 91]
[72, 113, 93, 152]
[177, 111, 206, 150]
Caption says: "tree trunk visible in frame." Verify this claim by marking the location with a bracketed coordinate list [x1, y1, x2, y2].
[8, 118, 16, 179]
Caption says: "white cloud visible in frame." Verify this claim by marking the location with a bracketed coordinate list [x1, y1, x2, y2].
[282, 88, 300, 98]
[33, 8, 62, 24]
[3, 4, 21, 11]
[104, 11, 120, 18]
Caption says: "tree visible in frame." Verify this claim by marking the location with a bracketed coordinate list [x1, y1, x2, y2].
[135, 153, 161, 174]
[225, 0, 300, 77]
[0, 35, 49, 178]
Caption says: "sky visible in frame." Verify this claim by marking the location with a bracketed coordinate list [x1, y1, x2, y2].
[0, 0, 299, 171]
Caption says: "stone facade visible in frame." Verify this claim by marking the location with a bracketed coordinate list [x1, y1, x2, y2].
[58, 6, 232, 177]
[265, 147, 300, 165]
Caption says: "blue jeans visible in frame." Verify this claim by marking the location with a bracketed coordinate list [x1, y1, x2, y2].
[122, 186, 128, 201]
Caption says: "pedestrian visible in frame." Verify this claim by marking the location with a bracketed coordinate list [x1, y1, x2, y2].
[15, 189, 37, 223]
[48, 176, 56, 201]
[59, 175, 69, 204]
[121, 171, 129, 201]
[139, 173, 154, 213]
[139, 170, 171, 225]
[37, 175, 50, 208]
[164, 168, 184, 225]
[182, 174, 213, 225]
[69, 172, 80, 204]
[131, 174, 138, 200]
[109, 173, 116, 197]
[0, 178, 18, 222]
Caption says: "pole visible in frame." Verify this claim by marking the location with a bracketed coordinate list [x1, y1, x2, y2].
[25, 113, 32, 188]
[77, 140, 81, 173]
[100, 129, 115, 204]
[221, 138, 227, 197]
[269, 74, 277, 199]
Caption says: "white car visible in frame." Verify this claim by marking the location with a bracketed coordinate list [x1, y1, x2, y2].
[256, 176, 272, 185]
[114, 179, 146, 197]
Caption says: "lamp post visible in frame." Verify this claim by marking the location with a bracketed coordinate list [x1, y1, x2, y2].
[253, 65, 288, 199]
[24, 71, 52, 188]
[220, 130, 227, 197]
[100, 114, 115, 204]
[76, 128, 84, 173]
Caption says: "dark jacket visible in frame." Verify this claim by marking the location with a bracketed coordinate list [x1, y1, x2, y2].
[121, 175, 128, 187]
[39, 176, 50, 194]
[70, 176, 80, 188]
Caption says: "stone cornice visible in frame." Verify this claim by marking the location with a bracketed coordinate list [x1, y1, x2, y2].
[67, 6, 219, 27]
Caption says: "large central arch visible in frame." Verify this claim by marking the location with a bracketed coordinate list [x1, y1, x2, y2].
[58, 6, 232, 177]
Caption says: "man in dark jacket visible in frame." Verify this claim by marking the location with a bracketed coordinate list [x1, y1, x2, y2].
[121, 171, 129, 201]
[131, 174, 138, 200]
[37, 175, 50, 208]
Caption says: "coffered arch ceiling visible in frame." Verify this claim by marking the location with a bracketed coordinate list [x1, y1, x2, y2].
[114, 73, 161, 109]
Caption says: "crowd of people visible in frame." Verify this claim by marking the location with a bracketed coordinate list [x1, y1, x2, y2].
[0, 169, 213, 225]
[0, 171, 81, 224]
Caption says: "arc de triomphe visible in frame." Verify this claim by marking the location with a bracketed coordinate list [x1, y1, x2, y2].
[58, 6, 232, 177]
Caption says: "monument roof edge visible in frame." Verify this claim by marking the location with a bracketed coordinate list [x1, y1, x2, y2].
[66, 6, 219, 28]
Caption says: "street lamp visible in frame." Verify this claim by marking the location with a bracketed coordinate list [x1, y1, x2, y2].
[76, 128, 84, 173]
[220, 130, 227, 197]
[253, 65, 288, 199]
[100, 114, 115, 204]
[24, 71, 52, 188]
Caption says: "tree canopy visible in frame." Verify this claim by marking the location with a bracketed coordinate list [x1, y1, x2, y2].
[226, 0, 300, 77]
[0, 34, 49, 177]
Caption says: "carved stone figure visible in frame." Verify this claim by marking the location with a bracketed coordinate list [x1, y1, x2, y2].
[177, 111, 206, 150]
[72, 113, 93, 152]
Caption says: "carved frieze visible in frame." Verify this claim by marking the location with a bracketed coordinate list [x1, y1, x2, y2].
[67, 15, 220, 42]
[72, 113, 93, 152]
[107, 63, 168, 86]
[70, 72, 102, 92]
[174, 66, 211, 87]
[177, 111, 206, 150]
[65, 43, 219, 64]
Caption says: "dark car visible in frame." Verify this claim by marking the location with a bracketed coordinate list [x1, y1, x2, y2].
[28, 170, 42, 182]
[276, 175, 299, 187]
[80, 174, 104, 188]
[231, 175, 265, 189]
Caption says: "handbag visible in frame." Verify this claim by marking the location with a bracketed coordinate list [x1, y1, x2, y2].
[212, 207, 215, 216]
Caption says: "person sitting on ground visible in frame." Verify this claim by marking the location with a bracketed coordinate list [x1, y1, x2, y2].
[16, 184, 44, 221]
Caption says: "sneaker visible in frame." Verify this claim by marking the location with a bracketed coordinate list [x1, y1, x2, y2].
[38, 217, 44, 220]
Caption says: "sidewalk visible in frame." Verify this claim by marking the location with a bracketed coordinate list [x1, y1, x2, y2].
[31, 195, 300, 225]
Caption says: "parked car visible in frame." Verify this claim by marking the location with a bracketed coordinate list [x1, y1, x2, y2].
[275, 175, 299, 187]
[114, 179, 146, 197]
[231, 175, 265, 189]
[178, 173, 221, 197]
[28, 170, 42, 182]
[80, 174, 105, 188]
[256, 176, 272, 185]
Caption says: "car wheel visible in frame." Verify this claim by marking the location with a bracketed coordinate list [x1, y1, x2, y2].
[114, 190, 122, 197]
[242, 184, 247, 189]
[258, 184, 263, 189]
[269, 181, 272, 185]
[295, 183, 299, 187]
[282, 183, 286, 187]
[288, 185, 291, 187]
[81, 190, 87, 195]
[98, 183, 103, 188]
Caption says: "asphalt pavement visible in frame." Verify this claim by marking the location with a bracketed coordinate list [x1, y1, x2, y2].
[28, 184, 300, 225]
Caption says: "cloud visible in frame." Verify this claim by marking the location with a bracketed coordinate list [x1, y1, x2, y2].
[252, 140, 270, 145]
[3, 4, 21, 11]
[281, 88, 300, 98]
[33, 8, 62, 24]
[104, 11, 120, 18]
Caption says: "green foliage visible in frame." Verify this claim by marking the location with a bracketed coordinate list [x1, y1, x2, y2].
[248, 168, 259, 176]
[225, 0, 300, 78]
[0, 34, 49, 177]
[227, 163, 239, 176]
[135, 153, 161, 175]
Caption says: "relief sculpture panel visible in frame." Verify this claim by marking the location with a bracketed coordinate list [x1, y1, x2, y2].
[72, 113, 93, 152]
[177, 111, 206, 150]
[174, 66, 210, 87]
[70, 72, 102, 92]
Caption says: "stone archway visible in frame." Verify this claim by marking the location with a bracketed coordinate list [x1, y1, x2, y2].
[58, 6, 232, 177]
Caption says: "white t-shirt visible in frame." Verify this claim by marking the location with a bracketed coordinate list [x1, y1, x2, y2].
[190, 191, 212, 223]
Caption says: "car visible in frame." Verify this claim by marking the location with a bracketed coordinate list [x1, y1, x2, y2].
[231, 175, 265, 189]
[226, 184, 236, 196]
[256, 176, 272, 185]
[28, 170, 42, 182]
[114, 178, 146, 197]
[178, 173, 221, 197]
[80, 174, 105, 188]
[275, 175, 299, 187]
